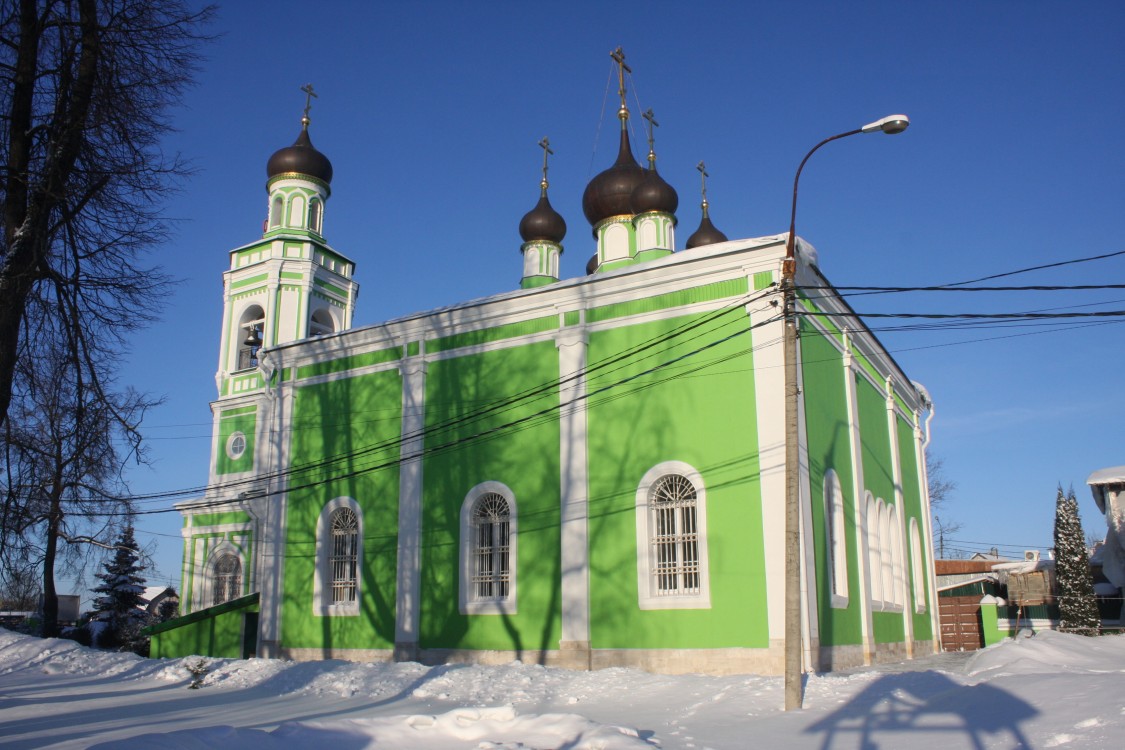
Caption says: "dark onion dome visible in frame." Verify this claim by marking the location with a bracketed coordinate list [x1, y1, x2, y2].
[685, 201, 728, 249]
[586, 253, 599, 275]
[581, 127, 646, 229]
[630, 165, 679, 216]
[267, 122, 333, 184]
[518, 188, 567, 244]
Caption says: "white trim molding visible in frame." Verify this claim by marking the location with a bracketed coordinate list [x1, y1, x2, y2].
[634, 461, 712, 610]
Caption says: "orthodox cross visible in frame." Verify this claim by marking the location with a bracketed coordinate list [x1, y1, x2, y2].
[610, 47, 631, 117]
[642, 108, 659, 166]
[537, 137, 553, 190]
[697, 161, 710, 203]
[301, 83, 318, 122]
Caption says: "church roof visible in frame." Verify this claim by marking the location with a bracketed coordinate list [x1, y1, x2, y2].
[267, 121, 333, 184]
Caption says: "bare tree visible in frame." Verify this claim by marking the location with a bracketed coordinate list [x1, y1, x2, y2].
[0, 0, 213, 430]
[1, 331, 155, 636]
[927, 453, 962, 558]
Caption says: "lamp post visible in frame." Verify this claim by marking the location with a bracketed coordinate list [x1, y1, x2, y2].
[782, 114, 909, 711]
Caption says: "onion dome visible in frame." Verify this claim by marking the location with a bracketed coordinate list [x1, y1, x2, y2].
[267, 119, 333, 184]
[631, 165, 679, 216]
[519, 185, 566, 244]
[586, 253, 599, 275]
[582, 128, 646, 228]
[686, 200, 728, 249]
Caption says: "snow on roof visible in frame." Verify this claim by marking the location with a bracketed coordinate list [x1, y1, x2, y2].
[990, 559, 1055, 574]
[1087, 465, 1125, 513]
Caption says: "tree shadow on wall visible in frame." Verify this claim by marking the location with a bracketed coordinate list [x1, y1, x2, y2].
[805, 671, 1036, 749]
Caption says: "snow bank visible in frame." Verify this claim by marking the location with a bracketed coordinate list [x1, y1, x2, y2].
[95, 707, 652, 749]
[966, 629, 1125, 678]
[4, 626, 1125, 749]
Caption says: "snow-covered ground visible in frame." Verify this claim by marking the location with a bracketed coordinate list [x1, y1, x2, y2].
[1, 628, 1122, 749]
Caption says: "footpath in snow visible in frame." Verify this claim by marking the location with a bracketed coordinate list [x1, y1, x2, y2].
[0, 627, 1123, 748]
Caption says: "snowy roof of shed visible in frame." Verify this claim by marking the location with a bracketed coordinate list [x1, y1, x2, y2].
[1087, 465, 1125, 513]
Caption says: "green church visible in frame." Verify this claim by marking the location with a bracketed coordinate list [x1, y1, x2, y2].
[150, 60, 940, 675]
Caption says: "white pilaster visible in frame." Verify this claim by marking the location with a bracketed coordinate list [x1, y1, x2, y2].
[913, 414, 942, 653]
[556, 326, 590, 664]
[885, 383, 914, 657]
[257, 354, 293, 657]
[843, 336, 874, 663]
[394, 354, 427, 659]
[748, 292, 787, 647]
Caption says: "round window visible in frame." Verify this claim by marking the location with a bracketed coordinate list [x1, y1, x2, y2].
[226, 431, 247, 460]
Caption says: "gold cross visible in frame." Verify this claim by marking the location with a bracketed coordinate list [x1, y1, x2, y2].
[538, 137, 553, 189]
[697, 161, 710, 202]
[301, 83, 318, 120]
[642, 108, 659, 163]
[610, 47, 631, 116]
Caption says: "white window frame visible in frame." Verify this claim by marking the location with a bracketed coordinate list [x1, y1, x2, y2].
[459, 481, 518, 615]
[225, 431, 247, 460]
[909, 518, 927, 614]
[205, 544, 243, 608]
[864, 493, 905, 613]
[635, 461, 711, 610]
[824, 469, 849, 607]
[313, 497, 363, 616]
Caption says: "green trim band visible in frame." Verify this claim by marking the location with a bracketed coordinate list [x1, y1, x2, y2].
[588, 277, 749, 324]
[143, 592, 260, 635]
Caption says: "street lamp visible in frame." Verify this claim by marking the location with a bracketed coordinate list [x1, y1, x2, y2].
[781, 114, 909, 712]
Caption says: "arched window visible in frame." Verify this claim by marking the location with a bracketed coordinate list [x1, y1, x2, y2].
[459, 481, 517, 614]
[309, 199, 322, 233]
[288, 194, 305, 227]
[309, 308, 335, 337]
[212, 554, 241, 606]
[269, 195, 283, 228]
[824, 469, 849, 605]
[635, 461, 711, 609]
[910, 518, 927, 613]
[314, 498, 363, 615]
[236, 305, 265, 370]
[865, 493, 883, 605]
[471, 493, 511, 601]
[330, 507, 358, 603]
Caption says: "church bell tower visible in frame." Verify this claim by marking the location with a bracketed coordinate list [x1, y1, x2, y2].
[215, 86, 359, 397]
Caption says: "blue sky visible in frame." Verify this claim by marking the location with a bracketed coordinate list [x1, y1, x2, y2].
[101, 1, 1123, 593]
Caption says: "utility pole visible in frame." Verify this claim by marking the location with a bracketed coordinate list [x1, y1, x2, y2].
[782, 114, 910, 711]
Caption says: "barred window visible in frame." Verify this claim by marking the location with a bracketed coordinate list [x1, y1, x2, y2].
[459, 482, 518, 615]
[212, 554, 241, 606]
[471, 493, 511, 602]
[650, 475, 700, 595]
[635, 462, 711, 609]
[330, 507, 358, 603]
[314, 498, 362, 616]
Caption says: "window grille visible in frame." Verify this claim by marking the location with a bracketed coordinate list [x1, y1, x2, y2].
[212, 554, 241, 606]
[650, 474, 700, 596]
[472, 493, 511, 601]
[330, 508, 358, 603]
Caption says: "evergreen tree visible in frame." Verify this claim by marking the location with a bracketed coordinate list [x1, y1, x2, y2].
[1053, 486, 1100, 635]
[90, 525, 148, 651]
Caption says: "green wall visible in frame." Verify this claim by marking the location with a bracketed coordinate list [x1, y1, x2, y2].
[281, 368, 403, 650]
[149, 597, 258, 659]
[215, 407, 257, 475]
[419, 341, 562, 654]
[586, 309, 768, 649]
[800, 330, 863, 647]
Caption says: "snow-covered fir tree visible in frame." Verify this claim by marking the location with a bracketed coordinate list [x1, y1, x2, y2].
[1053, 486, 1100, 635]
[91, 525, 149, 651]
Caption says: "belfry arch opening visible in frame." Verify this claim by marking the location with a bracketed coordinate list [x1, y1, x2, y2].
[237, 304, 265, 370]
